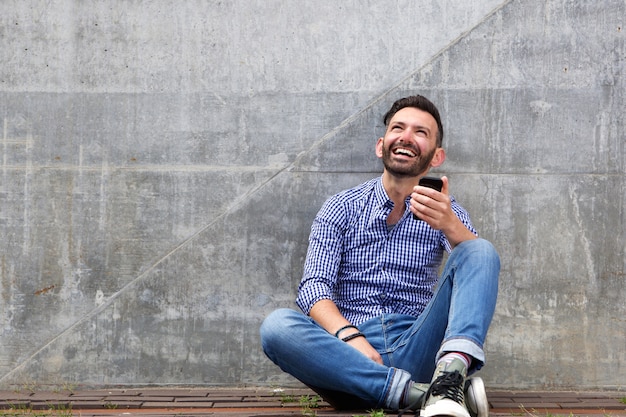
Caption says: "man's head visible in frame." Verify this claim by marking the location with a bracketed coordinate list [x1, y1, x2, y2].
[383, 95, 444, 147]
[376, 95, 446, 179]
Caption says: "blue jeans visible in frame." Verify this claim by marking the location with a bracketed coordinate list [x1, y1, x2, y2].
[260, 238, 500, 410]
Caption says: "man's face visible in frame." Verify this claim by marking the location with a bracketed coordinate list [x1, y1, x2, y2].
[376, 107, 441, 178]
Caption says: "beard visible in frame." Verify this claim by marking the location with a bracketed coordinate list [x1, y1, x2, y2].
[381, 144, 436, 178]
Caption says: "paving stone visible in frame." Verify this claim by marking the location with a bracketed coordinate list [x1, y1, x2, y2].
[131, 396, 175, 402]
[209, 396, 245, 401]
[141, 401, 215, 408]
[243, 400, 286, 407]
[487, 391, 517, 398]
[228, 413, 304, 417]
[29, 400, 72, 410]
[211, 401, 302, 408]
[575, 399, 626, 410]
[0, 391, 33, 400]
[490, 401, 522, 409]
[135, 389, 212, 397]
[512, 402, 564, 409]
[206, 389, 257, 396]
[243, 397, 286, 403]
[71, 389, 128, 396]
[29, 392, 74, 400]
[0, 400, 30, 410]
[69, 396, 108, 401]
[552, 398, 586, 404]
[173, 396, 220, 402]
[75, 400, 146, 409]
[69, 401, 118, 410]
[102, 394, 142, 399]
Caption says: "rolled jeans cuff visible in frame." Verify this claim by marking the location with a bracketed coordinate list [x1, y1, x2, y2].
[437, 337, 486, 373]
[384, 367, 412, 410]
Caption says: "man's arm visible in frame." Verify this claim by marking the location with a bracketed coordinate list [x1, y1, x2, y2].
[298, 195, 383, 364]
[309, 299, 383, 364]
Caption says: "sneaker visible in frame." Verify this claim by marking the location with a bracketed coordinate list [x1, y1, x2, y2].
[398, 377, 488, 417]
[421, 358, 469, 417]
[465, 377, 489, 417]
[400, 382, 429, 413]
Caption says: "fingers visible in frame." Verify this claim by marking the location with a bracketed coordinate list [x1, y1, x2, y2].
[411, 189, 444, 215]
[347, 337, 383, 364]
[410, 182, 451, 227]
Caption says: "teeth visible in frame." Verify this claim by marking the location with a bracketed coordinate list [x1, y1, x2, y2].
[394, 148, 416, 157]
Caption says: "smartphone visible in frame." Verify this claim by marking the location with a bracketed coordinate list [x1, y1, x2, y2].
[413, 176, 443, 220]
[419, 176, 443, 192]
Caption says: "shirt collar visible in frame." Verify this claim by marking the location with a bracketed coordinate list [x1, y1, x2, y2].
[373, 176, 394, 208]
[374, 175, 414, 207]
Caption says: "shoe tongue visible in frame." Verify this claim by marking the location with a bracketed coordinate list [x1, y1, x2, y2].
[439, 357, 468, 377]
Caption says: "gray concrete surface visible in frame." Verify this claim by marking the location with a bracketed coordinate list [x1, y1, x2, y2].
[0, 0, 624, 390]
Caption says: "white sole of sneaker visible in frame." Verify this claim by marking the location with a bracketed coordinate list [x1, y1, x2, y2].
[421, 398, 470, 417]
[466, 377, 489, 417]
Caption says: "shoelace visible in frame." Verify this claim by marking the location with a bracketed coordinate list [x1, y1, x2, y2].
[427, 370, 465, 404]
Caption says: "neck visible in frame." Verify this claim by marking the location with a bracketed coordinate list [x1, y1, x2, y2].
[381, 171, 421, 203]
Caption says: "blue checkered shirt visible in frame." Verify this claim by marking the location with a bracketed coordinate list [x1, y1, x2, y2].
[296, 176, 477, 326]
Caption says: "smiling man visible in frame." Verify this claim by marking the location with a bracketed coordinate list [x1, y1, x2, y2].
[260, 95, 500, 417]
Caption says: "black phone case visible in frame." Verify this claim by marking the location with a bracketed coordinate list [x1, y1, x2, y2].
[419, 176, 443, 191]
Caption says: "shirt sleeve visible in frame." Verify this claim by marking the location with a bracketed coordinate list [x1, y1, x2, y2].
[440, 196, 478, 252]
[296, 196, 347, 315]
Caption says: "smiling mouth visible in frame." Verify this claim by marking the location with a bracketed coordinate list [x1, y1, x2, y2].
[392, 147, 417, 157]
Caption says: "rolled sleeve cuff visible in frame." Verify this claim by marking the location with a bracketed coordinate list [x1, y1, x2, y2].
[296, 281, 333, 315]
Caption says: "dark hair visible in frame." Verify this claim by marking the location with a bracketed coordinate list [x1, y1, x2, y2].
[382, 95, 444, 147]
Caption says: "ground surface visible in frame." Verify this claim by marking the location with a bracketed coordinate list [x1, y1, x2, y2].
[0, 387, 624, 417]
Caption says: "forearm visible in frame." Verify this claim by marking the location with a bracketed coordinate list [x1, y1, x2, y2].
[442, 215, 477, 249]
[309, 299, 354, 337]
[309, 299, 383, 364]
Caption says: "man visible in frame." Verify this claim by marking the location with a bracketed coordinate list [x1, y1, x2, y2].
[260, 95, 500, 417]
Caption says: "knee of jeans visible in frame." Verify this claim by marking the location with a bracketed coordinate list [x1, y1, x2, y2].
[260, 308, 295, 350]
[460, 238, 500, 265]
[477, 238, 499, 258]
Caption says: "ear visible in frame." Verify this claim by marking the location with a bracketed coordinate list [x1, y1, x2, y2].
[375, 137, 384, 158]
[429, 147, 446, 168]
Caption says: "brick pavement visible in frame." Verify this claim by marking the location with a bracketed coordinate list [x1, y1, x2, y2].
[0, 387, 624, 417]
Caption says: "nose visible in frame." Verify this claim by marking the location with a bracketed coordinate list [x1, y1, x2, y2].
[399, 127, 413, 142]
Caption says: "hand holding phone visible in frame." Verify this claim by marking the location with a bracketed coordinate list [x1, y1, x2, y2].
[413, 176, 443, 220]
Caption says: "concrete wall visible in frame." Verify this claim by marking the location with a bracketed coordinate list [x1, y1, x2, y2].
[0, 0, 624, 390]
